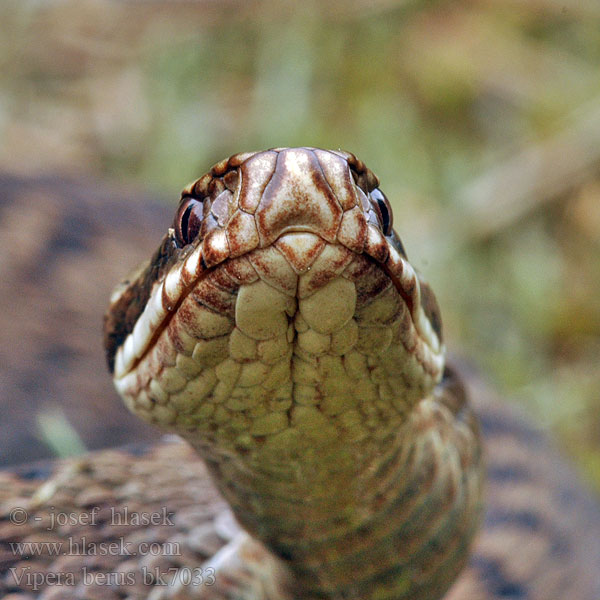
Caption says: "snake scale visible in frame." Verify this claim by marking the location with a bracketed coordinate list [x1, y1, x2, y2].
[1, 148, 599, 600]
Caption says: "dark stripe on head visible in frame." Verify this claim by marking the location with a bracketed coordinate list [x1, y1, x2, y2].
[420, 280, 443, 343]
[103, 231, 181, 373]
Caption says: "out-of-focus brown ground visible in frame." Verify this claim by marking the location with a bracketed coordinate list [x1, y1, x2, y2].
[0, 173, 169, 465]
[0, 0, 598, 491]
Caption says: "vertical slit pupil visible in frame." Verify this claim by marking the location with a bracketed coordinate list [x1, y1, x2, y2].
[370, 188, 393, 236]
[180, 202, 194, 245]
[377, 198, 391, 235]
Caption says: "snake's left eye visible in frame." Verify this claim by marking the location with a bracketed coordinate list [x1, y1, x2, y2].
[174, 197, 204, 247]
[370, 188, 393, 236]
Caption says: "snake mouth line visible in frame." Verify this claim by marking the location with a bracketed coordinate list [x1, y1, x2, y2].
[111, 227, 443, 385]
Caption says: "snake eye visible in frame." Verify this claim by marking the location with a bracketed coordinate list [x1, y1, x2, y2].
[370, 188, 393, 236]
[174, 197, 204, 247]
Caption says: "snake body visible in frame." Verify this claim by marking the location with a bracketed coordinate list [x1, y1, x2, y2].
[0, 156, 599, 600]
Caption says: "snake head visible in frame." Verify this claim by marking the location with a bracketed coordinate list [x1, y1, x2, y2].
[105, 147, 444, 422]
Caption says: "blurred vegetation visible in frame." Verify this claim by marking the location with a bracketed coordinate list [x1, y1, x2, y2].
[1, 0, 599, 491]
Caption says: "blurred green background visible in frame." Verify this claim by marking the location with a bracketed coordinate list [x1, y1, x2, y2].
[1, 0, 599, 491]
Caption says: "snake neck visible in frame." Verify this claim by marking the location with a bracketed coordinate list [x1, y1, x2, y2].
[189, 367, 482, 600]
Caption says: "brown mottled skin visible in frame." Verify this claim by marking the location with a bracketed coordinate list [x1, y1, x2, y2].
[0, 172, 599, 599]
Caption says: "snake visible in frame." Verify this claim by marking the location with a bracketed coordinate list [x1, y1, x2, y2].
[104, 147, 481, 598]
[1, 151, 599, 600]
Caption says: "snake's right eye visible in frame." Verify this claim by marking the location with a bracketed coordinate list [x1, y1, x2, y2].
[174, 197, 204, 247]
